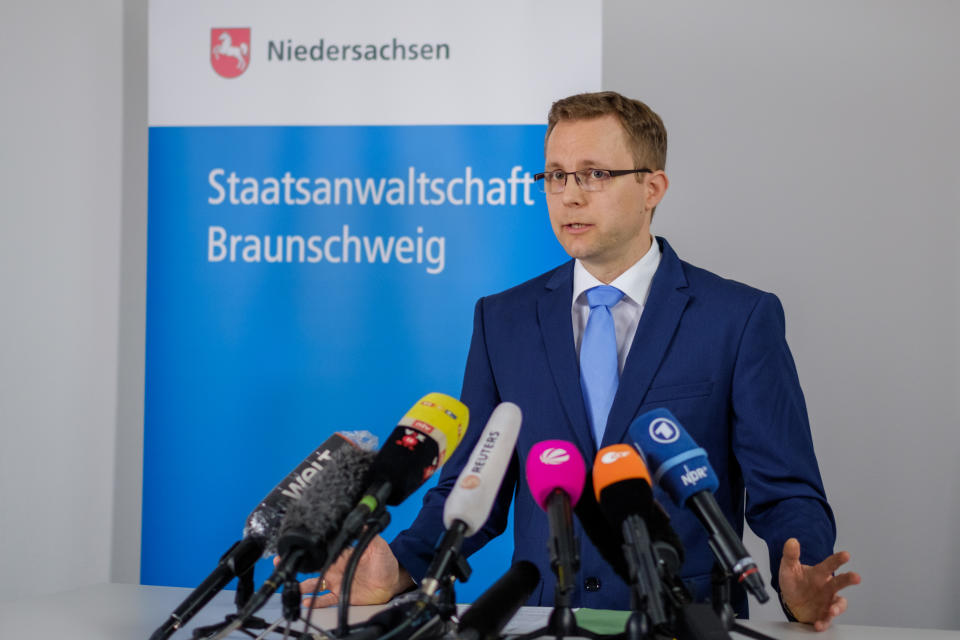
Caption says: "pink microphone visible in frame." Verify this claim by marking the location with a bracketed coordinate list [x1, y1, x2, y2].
[524, 440, 586, 608]
[526, 440, 587, 509]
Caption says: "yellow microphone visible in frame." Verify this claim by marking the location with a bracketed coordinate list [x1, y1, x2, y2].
[397, 392, 469, 476]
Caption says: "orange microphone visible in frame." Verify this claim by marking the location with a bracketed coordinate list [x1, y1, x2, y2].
[592, 444, 684, 560]
[593, 444, 653, 500]
[591, 445, 685, 630]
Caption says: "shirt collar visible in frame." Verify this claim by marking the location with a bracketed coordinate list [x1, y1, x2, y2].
[572, 236, 662, 307]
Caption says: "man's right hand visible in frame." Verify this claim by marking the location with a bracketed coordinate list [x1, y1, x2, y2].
[297, 534, 415, 608]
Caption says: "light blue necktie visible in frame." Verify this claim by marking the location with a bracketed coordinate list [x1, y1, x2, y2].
[580, 285, 624, 446]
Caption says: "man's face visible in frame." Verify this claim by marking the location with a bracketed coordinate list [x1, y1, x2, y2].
[544, 114, 665, 282]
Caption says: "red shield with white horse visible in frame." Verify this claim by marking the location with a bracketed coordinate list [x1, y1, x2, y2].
[211, 28, 250, 78]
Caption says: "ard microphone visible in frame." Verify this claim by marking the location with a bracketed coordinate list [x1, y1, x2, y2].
[457, 561, 541, 640]
[525, 440, 585, 604]
[629, 408, 770, 604]
[420, 402, 522, 597]
[148, 431, 374, 640]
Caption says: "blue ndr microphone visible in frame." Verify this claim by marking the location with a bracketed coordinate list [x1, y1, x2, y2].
[629, 408, 769, 604]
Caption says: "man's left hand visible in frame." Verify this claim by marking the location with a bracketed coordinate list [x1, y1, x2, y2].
[778, 537, 861, 631]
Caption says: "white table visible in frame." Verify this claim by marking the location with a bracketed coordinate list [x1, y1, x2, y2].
[0, 584, 956, 640]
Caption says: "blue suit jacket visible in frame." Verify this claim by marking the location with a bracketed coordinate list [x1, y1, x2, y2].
[392, 237, 835, 614]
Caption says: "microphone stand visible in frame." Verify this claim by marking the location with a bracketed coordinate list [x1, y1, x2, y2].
[337, 523, 472, 640]
[191, 567, 311, 640]
[516, 490, 613, 640]
[711, 562, 737, 631]
[707, 563, 780, 640]
[399, 522, 473, 640]
[620, 515, 667, 640]
[336, 509, 393, 636]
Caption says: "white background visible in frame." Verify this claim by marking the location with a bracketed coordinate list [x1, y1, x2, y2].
[1, 0, 958, 630]
[149, 0, 601, 125]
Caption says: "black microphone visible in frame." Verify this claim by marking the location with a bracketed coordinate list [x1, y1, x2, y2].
[457, 561, 541, 640]
[524, 440, 586, 606]
[275, 446, 377, 572]
[324, 393, 468, 566]
[209, 443, 376, 640]
[593, 444, 679, 629]
[572, 472, 633, 585]
[575, 449, 685, 588]
[148, 431, 373, 640]
[592, 444, 685, 562]
[630, 409, 770, 604]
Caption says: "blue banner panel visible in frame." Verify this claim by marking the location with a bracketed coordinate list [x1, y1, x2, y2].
[143, 124, 567, 598]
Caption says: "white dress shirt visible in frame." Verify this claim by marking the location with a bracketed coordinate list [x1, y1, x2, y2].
[572, 237, 662, 375]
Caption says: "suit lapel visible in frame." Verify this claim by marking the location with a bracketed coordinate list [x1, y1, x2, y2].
[537, 262, 596, 457]
[602, 238, 691, 448]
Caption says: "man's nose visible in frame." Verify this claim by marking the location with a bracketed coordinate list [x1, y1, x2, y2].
[561, 173, 586, 206]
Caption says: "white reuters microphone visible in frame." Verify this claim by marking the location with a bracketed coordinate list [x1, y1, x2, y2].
[421, 402, 522, 596]
[442, 402, 523, 535]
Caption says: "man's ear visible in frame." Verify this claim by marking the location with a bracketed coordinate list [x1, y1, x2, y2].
[645, 170, 669, 211]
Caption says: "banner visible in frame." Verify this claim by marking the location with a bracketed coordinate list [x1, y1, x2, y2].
[145, 1, 601, 598]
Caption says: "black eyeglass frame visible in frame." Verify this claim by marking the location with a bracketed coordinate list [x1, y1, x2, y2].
[533, 168, 653, 192]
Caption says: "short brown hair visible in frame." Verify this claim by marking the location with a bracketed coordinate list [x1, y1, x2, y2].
[545, 91, 667, 171]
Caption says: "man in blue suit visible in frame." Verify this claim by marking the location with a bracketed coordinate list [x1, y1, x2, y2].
[305, 92, 859, 630]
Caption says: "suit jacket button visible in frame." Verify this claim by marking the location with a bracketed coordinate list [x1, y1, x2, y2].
[584, 577, 601, 592]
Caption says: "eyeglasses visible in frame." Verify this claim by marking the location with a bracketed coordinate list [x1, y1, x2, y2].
[533, 168, 652, 194]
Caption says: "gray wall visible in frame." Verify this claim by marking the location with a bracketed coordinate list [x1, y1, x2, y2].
[0, 1, 126, 601]
[1, 0, 958, 631]
[113, 0, 149, 589]
[604, 0, 960, 629]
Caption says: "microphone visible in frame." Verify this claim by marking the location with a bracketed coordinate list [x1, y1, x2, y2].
[245, 430, 379, 554]
[629, 408, 770, 604]
[325, 393, 469, 565]
[571, 474, 633, 586]
[419, 402, 523, 597]
[308, 394, 470, 640]
[211, 443, 377, 638]
[525, 440, 586, 605]
[336, 403, 520, 640]
[592, 444, 684, 565]
[148, 431, 374, 640]
[592, 444, 674, 628]
[457, 561, 541, 640]
[442, 402, 522, 536]
[274, 445, 377, 572]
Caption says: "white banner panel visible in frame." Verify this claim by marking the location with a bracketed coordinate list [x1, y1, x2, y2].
[144, 0, 600, 603]
[149, 1, 602, 125]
